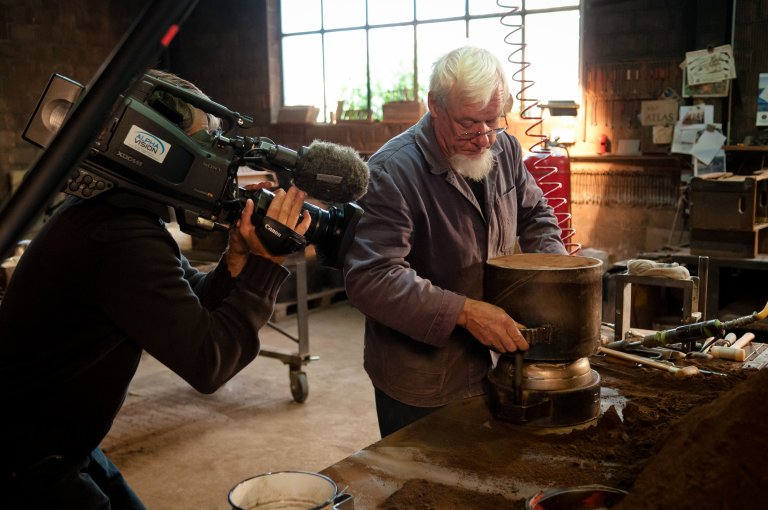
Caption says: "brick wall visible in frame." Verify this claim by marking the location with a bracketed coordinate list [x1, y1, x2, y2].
[0, 0, 140, 202]
[168, 0, 279, 127]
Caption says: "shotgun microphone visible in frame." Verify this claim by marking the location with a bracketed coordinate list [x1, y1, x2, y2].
[258, 139, 369, 203]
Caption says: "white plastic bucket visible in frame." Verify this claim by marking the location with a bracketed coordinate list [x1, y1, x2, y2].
[228, 471, 338, 510]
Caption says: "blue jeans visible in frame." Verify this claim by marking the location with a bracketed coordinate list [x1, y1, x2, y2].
[2, 448, 147, 510]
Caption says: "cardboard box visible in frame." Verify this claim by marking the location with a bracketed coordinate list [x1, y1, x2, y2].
[382, 101, 426, 123]
[277, 105, 320, 124]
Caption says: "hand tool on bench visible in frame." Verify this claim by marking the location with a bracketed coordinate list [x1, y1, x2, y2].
[637, 301, 768, 348]
[710, 332, 756, 361]
[715, 332, 738, 347]
[598, 346, 700, 378]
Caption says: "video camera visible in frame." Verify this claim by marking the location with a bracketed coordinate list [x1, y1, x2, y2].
[22, 72, 366, 268]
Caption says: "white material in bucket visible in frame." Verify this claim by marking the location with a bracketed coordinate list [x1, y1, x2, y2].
[229, 471, 338, 510]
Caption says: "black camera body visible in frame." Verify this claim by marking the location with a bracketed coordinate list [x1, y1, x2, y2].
[24, 73, 362, 268]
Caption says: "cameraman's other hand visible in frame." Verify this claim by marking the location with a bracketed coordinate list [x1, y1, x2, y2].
[457, 298, 528, 353]
[238, 185, 311, 265]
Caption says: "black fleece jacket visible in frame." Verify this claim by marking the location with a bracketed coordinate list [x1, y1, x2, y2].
[0, 197, 288, 472]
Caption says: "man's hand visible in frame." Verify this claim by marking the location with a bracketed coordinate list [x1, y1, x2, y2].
[457, 298, 528, 353]
[226, 184, 312, 275]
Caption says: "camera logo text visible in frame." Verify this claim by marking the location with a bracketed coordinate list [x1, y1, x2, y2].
[265, 224, 282, 238]
[124, 125, 170, 163]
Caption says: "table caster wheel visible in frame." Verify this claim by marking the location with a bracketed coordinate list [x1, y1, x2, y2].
[290, 370, 308, 403]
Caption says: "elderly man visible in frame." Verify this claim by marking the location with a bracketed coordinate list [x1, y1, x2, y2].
[344, 46, 567, 437]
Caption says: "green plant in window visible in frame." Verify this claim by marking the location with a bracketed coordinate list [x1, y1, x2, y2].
[338, 71, 427, 121]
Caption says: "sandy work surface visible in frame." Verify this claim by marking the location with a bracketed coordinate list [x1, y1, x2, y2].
[326, 356, 764, 509]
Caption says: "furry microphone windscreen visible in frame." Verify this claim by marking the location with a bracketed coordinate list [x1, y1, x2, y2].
[293, 140, 369, 203]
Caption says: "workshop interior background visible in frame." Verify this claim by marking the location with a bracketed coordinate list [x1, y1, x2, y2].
[3, 2, 768, 509]
[2, 0, 768, 322]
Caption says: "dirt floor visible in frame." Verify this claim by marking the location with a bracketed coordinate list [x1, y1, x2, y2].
[373, 355, 766, 509]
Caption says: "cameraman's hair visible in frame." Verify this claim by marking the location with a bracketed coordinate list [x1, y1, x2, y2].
[147, 69, 221, 133]
[429, 46, 509, 111]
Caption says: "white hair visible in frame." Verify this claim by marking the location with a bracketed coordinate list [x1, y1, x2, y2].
[429, 46, 510, 110]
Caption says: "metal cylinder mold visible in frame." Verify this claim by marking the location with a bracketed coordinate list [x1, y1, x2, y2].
[485, 254, 604, 428]
[485, 253, 603, 361]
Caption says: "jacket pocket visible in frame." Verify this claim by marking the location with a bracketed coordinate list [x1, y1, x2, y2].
[489, 186, 518, 257]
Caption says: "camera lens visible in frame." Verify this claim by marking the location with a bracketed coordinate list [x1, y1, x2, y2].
[247, 188, 362, 268]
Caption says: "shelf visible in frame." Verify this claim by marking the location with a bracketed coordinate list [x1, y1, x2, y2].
[724, 145, 768, 152]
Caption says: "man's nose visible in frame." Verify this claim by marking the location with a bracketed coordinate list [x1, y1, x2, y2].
[472, 132, 493, 148]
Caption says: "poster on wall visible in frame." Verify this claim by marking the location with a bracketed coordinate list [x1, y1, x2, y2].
[681, 60, 730, 98]
[685, 44, 736, 85]
[757, 73, 768, 126]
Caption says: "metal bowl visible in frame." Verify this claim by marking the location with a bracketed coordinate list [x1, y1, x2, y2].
[228, 471, 338, 510]
[526, 485, 627, 510]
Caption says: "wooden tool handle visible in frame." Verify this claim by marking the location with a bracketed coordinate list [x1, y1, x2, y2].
[598, 346, 699, 377]
[710, 346, 747, 362]
[731, 332, 755, 350]
[721, 332, 738, 346]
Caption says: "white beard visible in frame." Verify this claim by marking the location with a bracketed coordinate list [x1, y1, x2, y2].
[450, 150, 494, 181]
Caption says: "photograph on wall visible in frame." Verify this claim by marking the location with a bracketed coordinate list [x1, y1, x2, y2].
[680, 60, 730, 98]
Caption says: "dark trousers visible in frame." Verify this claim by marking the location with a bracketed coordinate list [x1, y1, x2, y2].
[374, 386, 444, 438]
[2, 447, 147, 510]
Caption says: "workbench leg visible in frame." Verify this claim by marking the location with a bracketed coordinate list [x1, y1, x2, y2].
[292, 256, 310, 403]
[295, 256, 309, 358]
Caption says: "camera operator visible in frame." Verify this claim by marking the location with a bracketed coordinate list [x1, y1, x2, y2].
[0, 70, 311, 509]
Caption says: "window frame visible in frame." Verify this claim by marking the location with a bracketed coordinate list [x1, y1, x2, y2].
[279, 0, 582, 122]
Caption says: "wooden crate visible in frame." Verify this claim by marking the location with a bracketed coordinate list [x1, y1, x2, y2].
[690, 172, 768, 257]
[690, 225, 768, 258]
[690, 173, 768, 231]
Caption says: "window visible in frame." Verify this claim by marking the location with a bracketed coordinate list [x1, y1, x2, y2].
[280, 0, 581, 122]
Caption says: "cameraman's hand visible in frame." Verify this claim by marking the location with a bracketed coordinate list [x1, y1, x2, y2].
[234, 184, 311, 267]
[457, 298, 529, 353]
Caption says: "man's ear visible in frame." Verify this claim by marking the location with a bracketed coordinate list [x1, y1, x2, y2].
[427, 92, 440, 117]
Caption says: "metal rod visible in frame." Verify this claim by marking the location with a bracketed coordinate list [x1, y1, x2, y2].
[514, 351, 524, 404]
[698, 256, 709, 321]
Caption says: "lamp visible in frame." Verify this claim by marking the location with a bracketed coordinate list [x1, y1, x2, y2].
[22, 74, 84, 149]
[539, 100, 579, 145]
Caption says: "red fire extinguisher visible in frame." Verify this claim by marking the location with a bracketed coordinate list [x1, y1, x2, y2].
[598, 134, 610, 154]
[523, 142, 579, 254]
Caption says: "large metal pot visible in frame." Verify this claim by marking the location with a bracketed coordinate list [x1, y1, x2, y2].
[485, 253, 603, 360]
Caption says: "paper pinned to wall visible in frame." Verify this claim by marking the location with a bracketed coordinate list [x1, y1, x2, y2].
[681, 59, 730, 98]
[653, 125, 673, 144]
[691, 127, 727, 165]
[671, 125, 701, 154]
[640, 99, 678, 126]
[680, 104, 714, 125]
[686, 44, 736, 85]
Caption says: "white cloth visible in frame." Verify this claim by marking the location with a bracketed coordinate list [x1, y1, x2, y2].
[627, 259, 690, 280]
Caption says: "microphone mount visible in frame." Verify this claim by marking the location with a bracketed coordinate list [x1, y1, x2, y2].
[215, 134, 305, 177]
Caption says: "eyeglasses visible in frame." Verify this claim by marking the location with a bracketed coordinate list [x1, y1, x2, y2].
[455, 117, 509, 141]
